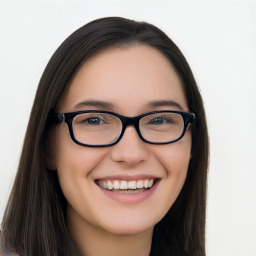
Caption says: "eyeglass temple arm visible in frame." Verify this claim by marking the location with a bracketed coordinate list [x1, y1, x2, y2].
[54, 113, 65, 123]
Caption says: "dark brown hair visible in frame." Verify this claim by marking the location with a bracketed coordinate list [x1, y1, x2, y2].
[1, 17, 209, 256]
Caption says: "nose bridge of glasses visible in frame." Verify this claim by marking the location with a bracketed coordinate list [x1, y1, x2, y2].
[121, 116, 140, 132]
[116, 116, 145, 147]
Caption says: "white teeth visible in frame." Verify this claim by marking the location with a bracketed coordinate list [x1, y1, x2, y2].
[148, 179, 154, 187]
[136, 180, 144, 189]
[127, 181, 137, 189]
[144, 179, 149, 188]
[97, 178, 155, 191]
[120, 180, 128, 189]
[107, 180, 113, 190]
[102, 180, 107, 189]
[113, 180, 120, 189]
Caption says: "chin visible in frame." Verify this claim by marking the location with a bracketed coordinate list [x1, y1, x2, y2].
[97, 214, 160, 236]
[103, 224, 153, 236]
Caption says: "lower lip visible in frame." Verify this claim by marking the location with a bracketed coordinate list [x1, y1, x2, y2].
[97, 181, 159, 204]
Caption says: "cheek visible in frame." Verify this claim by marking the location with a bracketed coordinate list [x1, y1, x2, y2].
[55, 124, 103, 170]
[153, 135, 192, 207]
[54, 125, 110, 220]
[54, 124, 106, 194]
[155, 135, 192, 176]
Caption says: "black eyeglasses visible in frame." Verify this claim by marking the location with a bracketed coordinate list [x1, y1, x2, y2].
[54, 110, 195, 147]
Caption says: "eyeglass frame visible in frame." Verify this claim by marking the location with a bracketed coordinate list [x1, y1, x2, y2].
[54, 110, 195, 147]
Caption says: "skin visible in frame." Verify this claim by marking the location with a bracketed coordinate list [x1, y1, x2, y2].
[49, 45, 192, 256]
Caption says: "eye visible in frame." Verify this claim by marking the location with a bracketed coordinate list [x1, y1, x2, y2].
[148, 116, 173, 125]
[83, 117, 105, 125]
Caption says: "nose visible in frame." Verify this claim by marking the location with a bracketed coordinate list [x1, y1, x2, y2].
[110, 126, 150, 166]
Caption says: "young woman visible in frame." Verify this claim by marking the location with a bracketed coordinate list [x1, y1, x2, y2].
[0, 17, 209, 256]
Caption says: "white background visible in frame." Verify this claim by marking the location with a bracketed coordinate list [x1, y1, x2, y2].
[0, 1, 255, 255]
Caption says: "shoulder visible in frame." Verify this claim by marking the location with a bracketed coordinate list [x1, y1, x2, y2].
[0, 232, 19, 256]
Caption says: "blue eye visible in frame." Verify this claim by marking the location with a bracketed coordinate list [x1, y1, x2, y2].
[85, 117, 104, 125]
[149, 116, 171, 125]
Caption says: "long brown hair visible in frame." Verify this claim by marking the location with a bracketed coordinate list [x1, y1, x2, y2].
[1, 17, 209, 256]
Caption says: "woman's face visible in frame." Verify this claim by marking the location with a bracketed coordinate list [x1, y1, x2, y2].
[52, 45, 192, 236]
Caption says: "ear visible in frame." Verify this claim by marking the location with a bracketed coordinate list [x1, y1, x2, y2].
[46, 127, 57, 171]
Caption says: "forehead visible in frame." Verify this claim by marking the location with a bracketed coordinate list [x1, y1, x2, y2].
[58, 45, 188, 114]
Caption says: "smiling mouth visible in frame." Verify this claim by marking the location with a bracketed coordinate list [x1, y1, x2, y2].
[95, 178, 157, 194]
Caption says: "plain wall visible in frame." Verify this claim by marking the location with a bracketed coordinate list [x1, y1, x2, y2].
[0, 1, 255, 255]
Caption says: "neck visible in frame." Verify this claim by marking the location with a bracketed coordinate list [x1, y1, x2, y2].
[67, 208, 153, 256]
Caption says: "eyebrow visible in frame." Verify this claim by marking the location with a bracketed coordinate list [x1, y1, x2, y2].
[147, 100, 184, 110]
[74, 100, 114, 110]
[73, 99, 184, 111]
